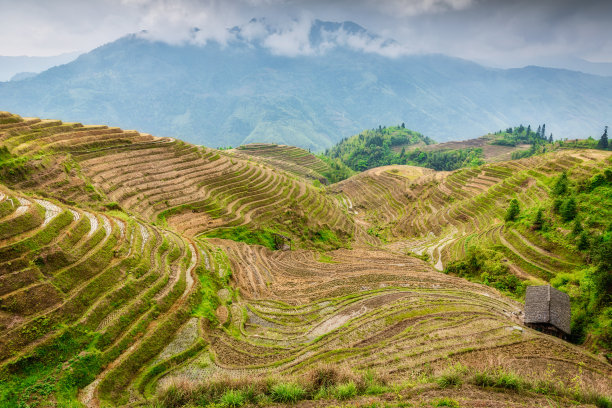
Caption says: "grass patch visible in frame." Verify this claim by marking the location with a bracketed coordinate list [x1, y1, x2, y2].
[333, 381, 357, 400]
[433, 397, 460, 407]
[202, 226, 282, 251]
[219, 389, 247, 407]
[270, 382, 306, 403]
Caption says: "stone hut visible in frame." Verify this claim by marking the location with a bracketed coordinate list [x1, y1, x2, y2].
[524, 285, 571, 338]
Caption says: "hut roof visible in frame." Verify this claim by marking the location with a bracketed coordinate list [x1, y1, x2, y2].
[524, 285, 571, 335]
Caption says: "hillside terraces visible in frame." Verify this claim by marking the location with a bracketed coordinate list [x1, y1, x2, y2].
[0, 183, 210, 407]
[336, 150, 612, 283]
[0, 114, 359, 249]
[233, 143, 333, 183]
[159, 239, 611, 400]
[330, 165, 438, 228]
[1, 112, 610, 407]
[0, 112, 161, 205]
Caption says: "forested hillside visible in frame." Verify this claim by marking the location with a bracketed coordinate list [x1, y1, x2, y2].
[324, 123, 556, 175]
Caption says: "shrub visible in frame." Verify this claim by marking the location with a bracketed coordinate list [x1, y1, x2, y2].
[334, 382, 357, 400]
[553, 172, 569, 196]
[433, 397, 460, 407]
[560, 197, 577, 222]
[533, 208, 544, 230]
[306, 364, 342, 389]
[505, 198, 520, 222]
[494, 371, 521, 390]
[159, 384, 192, 408]
[219, 389, 246, 408]
[270, 382, 305, 403]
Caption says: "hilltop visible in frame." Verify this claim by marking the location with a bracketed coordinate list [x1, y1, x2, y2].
[2, 20, 612, 150]
[0, 112, 610, 407]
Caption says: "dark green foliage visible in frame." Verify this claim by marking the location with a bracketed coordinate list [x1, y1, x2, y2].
[572, 219, 583, 235]
[532, 208, 544, 230]
[444, 246, 525, 297]
[404, 147, 484, 171]
[577, 233, 590, 250]
[493, 124, 553, 160]
[505, 199, 520, 222]
[552, 172, 569, 196]
[325, 125, 436, 172]
[597, 126, 609, 150]
[317, 155, 355, 183]
[560, 197, 577, 221]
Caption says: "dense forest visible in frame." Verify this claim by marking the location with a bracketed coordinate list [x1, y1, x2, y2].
[324, 123, 558, 174]
[322, 125, 486, 172]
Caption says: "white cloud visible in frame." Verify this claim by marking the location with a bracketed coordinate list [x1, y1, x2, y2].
[261, 16, 316, 56]
[376, 0, 475, 17]
[0, 0, 611, 68]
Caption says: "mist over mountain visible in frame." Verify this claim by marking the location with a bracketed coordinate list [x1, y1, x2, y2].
[1, 20, 611, 151]
[0, 52, 80, 82]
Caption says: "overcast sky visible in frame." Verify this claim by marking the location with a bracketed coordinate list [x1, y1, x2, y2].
[1, 0, 611, 68]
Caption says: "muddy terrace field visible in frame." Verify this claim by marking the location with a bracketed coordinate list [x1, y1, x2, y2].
[0, 112, 610, 407]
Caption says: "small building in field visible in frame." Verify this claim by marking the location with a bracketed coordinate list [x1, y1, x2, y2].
[524, 285, 571, 338]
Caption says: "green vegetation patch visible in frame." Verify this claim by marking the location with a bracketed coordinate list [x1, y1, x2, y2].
[202, 226, 283, 251]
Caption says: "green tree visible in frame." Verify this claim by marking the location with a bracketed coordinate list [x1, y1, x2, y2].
[597, 126, 608, 150]
[552, 172, 569, 196]
[572, 218, 583, 235]
[560, 197, 577, 222]
[505, 199, 520, 222]
[577, 232, 589, 250]
[533, 208, 544, 230]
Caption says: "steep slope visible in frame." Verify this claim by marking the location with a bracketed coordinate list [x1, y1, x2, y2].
[0, 185, 206, 407]
[0, 112, 359, 250]
[0, 112, 610, 407]
[233, 143, 333, 183]
[1, 21, 612, 150]
[169, 240, 610, 392]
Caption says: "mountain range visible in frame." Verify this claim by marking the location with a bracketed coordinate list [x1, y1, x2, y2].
[1, 20, 611, 151]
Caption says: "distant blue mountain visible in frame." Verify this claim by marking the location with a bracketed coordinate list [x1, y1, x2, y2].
[1, 20, 611, 151]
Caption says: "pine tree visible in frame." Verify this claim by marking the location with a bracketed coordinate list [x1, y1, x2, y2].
[505, 199, 520, 222]
[533, 208, 544, 230]
[577, 232, 590, 250]
[541, 124, 546, 140]
[597, 126, 608, 150]
[537, 125, 541, 138]
[552, 172, 569, 196]
[560, 197, 577, 222]
[548, 134, 553, 143]
[572, 218, 583, 235]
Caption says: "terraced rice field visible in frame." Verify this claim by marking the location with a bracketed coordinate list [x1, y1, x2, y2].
[0, 112, 610, 407]
[161, 241, 610, 398]
[336, 151, 612, 282]
[233, 143, 333, 183]
[0, 114, 357, 248]
[0, 183, 208, 405]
